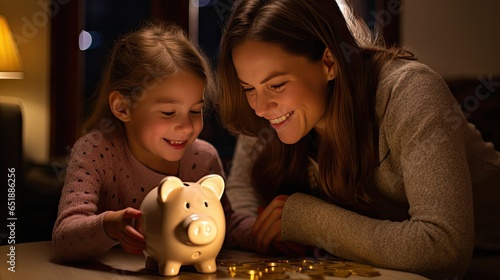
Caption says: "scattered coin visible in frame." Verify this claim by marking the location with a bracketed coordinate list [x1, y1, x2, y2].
[222, 256, 381, 279]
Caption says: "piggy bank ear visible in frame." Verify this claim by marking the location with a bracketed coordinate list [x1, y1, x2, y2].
[198, 174, 225, 200]
[158, 176, 184, 203]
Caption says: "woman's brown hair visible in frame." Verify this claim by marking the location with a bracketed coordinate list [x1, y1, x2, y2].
[83, 21, 215, 136]
[217, 0, 415, 210]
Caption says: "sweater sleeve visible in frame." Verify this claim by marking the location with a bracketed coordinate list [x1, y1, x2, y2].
[281, 62, 474, 280]
[52, 133, 118, 261]
[224, 135, 263, 250]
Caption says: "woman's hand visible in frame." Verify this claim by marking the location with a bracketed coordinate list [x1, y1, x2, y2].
[252, 195, 288, 253]
[103, 207, 145, 255]
[252, 195, 307, 256]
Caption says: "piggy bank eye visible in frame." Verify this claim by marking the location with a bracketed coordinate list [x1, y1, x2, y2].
[185, 202, 190, 209]
[204, 201, 208, 207]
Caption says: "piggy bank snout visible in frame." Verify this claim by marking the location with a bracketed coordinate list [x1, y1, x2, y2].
[184, 215, 218, 245]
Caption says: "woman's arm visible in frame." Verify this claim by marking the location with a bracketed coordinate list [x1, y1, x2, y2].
[281, 62, 474, 279]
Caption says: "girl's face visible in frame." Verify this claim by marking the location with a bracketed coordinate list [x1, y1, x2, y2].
[123, 71, 205, 172]
[232, 40, 333, 144]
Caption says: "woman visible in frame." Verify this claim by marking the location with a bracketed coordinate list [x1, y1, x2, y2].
[217, 0, 500, 279]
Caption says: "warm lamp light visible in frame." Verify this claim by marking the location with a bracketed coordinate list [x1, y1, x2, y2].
[0, 15, 24, 79]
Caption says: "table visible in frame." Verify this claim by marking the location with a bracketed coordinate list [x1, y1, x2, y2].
[0, 241, 428, 280]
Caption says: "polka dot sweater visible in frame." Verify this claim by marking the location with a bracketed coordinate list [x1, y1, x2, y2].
[52, 130, 226, 261]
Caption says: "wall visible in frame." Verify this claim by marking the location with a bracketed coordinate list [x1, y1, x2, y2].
[401, 0, 500, 79]
[0, 0, 50, 164]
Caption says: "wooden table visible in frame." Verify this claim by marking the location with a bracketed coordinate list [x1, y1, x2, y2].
[0, 241, 428, 279]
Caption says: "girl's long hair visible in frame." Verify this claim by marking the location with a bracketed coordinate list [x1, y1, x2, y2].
[83, 21, 215, 136]
[217, 0, 415, 210]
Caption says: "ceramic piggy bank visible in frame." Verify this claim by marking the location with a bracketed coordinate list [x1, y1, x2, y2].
[137, 174, 225, 276]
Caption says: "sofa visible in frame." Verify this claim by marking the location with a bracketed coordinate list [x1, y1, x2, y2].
[0, 101, 62, 245]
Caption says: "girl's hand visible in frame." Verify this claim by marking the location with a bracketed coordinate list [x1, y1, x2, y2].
[252, 195, 289, 253]
[103, 207, 145, 255]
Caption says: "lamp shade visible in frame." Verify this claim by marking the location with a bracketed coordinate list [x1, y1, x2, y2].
[0, 15, 24, 79]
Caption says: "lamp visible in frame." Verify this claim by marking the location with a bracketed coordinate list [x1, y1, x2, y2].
[0, 15, 24, 79]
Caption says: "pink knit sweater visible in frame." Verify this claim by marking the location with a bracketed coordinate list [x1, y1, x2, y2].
[52, 130, 228, 261]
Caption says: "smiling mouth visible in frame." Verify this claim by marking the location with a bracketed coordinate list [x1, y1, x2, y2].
[269, 112, 293, 124]
[165, 139, 186, 145]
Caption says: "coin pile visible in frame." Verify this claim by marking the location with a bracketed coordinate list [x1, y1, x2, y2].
[218, 257, 381, 279]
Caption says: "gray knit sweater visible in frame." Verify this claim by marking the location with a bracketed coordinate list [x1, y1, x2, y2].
[224, 59, 500, 280]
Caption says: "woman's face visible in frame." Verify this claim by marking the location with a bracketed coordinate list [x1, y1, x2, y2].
[232, 40, 333, 144]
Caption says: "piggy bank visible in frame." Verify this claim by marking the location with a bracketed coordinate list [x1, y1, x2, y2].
[137, 174, 225, 276]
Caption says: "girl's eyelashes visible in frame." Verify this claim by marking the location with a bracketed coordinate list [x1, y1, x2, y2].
[162, 112, 175, 117]
[161, 111, 202, 116]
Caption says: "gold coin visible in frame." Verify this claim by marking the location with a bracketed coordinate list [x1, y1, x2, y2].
[324, 263, 348, 269]
[350, 267, 381, 277]
[264, 267, 286, 273]
[345, 261, 373, 269]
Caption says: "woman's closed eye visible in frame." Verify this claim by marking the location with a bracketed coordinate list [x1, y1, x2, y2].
[269, 82, 286, 91]
[242, 81, 287, 94]
[242, 86, 255, 94]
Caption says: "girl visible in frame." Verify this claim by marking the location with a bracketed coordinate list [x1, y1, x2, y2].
[218, 0, 500, 279]
[52, 21, 228, 261]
